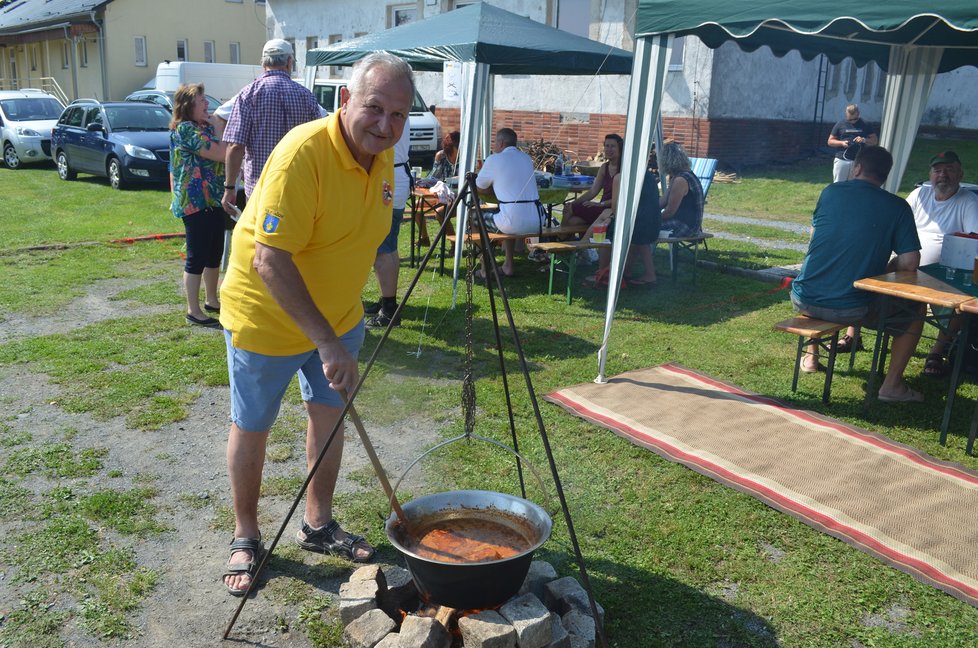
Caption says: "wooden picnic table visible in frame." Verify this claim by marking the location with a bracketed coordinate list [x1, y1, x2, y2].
[853, 269, 976, 443]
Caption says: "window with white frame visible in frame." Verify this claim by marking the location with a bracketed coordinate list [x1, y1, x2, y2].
[134, 36, 147, 67]
[861, 64, 875, 102]
[285, 38, 296, 72]
[826, 62, 842, 98]
[447, 0, 478, 10]
[668, 36, 685, 71]
[844, 59, 857, 99]
[328, 34, 342, 77]
[61, 42, 69, 69]
[79, 39, 88, 67]
[204, 40, 216, 63]
[387, 3, 416, 28]
[306, 36, 318, 54]
[557, 0, 588, 37]
[230, 41, 240, 64]
[176, 39, 187, 62]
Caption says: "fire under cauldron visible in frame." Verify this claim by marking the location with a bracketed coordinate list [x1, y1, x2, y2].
[386, 490, 552, 610]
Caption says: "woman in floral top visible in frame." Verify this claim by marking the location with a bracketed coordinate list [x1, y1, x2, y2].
[170, 83, 228, 327]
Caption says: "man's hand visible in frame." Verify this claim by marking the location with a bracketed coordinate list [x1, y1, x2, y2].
[319, 340, 359, 392]
[222, 188, 238, 216]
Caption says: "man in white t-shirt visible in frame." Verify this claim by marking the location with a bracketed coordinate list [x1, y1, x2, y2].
[476, 128, 542, 276]
[909, 150, 978, 377]
[910, 150, 978, 265]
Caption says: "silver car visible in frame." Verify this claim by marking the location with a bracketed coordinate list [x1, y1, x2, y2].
[0, 89, 65, 169]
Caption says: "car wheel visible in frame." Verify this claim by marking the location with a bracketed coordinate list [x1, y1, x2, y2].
[3, 142, 20, 169]
[56, 150, 76, 180]
[108, 157, 126, 190]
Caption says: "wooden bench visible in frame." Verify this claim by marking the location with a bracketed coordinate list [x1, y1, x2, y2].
[656, 232, 713, 283]
[528, 239, 609, 304]
[439, 223, 588, 275]
[774, 315, 852, 403]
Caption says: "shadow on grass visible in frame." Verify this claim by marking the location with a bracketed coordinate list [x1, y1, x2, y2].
[546, 550, 780, 647]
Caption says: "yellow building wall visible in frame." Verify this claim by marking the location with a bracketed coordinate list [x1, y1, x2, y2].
[0, 0, 267, 102]
[103, 0, 267, 100]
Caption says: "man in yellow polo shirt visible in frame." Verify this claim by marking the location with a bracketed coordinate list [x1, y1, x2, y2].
[218, 52, 415, 596]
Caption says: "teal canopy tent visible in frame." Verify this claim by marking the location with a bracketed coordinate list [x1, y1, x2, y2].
[306, 3, 632, 297]
[599, 3, 978, 381]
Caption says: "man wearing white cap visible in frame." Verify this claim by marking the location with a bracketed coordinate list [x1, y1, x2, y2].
[221, 38, 321, 214]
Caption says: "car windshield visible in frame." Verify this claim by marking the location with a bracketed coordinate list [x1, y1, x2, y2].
[0, 97, 64, 121]
[411, 91, 427, 113]
[104, 104, 171, 131]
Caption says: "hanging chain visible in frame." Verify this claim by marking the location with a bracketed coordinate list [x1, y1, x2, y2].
[461, 198, 477, 437]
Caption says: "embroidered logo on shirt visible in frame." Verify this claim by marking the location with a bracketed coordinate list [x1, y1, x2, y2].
[382, 180, 393, 207]
[262, 213, 281, 234]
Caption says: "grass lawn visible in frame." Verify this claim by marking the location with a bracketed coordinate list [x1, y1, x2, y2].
[707, 137, 978, 223]
[3, 140, 978, 647]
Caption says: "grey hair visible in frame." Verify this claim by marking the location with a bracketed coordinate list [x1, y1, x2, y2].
[348, 52, 415, 99]
[262, 52, 291, 69]
[496, 128, 518, 148]
[659, 142, 691, 176]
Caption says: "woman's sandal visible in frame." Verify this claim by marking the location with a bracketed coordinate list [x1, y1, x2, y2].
[224, 536, 265, 597]
[296, 519, 376, 563]
[923, 352, 949, 378]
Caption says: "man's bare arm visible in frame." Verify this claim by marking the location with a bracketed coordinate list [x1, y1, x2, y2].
[253, 242, 358, 391]
[222, 143, 246, 215]
[893, 250, 921, 272]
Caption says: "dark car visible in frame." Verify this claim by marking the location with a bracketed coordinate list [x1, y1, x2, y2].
[51, 100, 171, 190]
[124, 89, 221, 114]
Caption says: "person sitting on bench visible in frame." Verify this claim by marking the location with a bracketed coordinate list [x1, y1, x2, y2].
[658, 142, 704, 238]
[790, 146, 924, 403]
[584, 155, 661, 287]
[475, 127, 542, 278]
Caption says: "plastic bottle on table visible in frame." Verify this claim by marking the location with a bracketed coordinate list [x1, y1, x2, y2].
[554, 153, 563, 176]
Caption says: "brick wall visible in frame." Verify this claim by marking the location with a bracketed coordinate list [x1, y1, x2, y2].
[432, 107, 829, 169]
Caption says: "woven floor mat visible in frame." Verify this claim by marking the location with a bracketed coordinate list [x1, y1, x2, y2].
[545, 363, 978, 607]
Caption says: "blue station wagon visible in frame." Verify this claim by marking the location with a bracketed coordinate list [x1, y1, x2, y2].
[51, 100, 171, 189]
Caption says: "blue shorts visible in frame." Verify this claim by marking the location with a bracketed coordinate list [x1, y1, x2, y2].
[224, 321, 365, 433]
[377, 207, 404, 254]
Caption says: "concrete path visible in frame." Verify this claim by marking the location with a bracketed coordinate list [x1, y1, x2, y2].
[703, 212, 810, 253]
[694, 211, 808, 283]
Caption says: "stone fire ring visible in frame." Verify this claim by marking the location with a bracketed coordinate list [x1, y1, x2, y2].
[339, 561, 604, 648]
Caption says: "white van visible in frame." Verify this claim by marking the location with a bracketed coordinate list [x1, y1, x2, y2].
[0, 89, 65, 169]
[153, 62, 265, 102]
[309, 79, 441, 164]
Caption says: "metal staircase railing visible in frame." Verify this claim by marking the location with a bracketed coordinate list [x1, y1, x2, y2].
[0, 77, 70, 105]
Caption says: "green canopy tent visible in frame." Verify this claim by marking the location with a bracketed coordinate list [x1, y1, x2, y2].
[306, 3, 632, 296]
[599, 3, 978, 381]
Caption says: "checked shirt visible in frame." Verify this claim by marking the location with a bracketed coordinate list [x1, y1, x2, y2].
[223, 69, 322, 196]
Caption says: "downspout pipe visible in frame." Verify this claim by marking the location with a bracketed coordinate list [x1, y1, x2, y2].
[89, 11, 107, 100]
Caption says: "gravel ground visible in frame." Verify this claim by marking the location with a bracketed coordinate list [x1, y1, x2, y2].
[0, 277, 444, 647]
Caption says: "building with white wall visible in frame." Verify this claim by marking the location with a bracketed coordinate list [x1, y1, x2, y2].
[268, 1, 978, 165]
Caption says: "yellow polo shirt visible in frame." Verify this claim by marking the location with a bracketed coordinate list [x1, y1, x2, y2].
[219, 113, 394, 355]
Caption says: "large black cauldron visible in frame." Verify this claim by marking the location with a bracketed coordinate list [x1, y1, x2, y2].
[385, 490, 552, 610]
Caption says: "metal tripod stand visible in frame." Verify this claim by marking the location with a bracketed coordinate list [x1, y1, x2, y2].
[224, 172, 608, 647]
